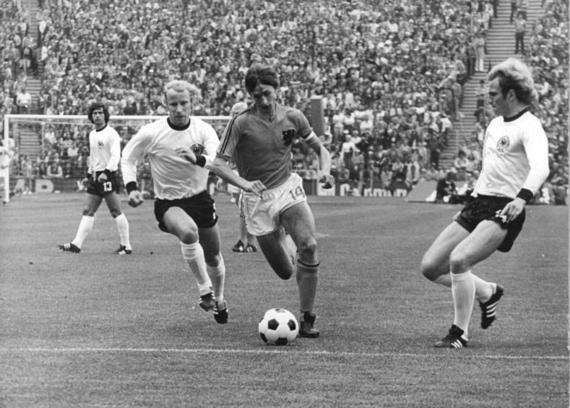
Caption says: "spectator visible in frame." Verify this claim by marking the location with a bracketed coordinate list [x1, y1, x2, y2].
[340, 133, 357, 170]
[473, 33, 487, 72]
[510, 0, 518, 22]
[46, 158, 63, 178]
[453, 150, 469, 178]
[514, 12, 526, 54]
[20, 154, 34, 194]
[15, 86, 32, 113]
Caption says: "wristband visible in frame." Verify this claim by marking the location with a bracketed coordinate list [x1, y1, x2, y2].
[195, 155, 206, 168]
[516, 188, 533, 203]
[126, 181, 138, 194]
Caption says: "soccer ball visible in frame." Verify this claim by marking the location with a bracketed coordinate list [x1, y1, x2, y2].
[258, 308, 299, 345]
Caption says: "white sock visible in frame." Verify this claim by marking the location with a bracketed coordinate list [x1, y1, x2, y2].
[436, 272, 494, 303]
[71, 215, 94, 248]
[472, 274, 494, 302]
[207, 254, 226, 304]
[451, 271, 475, 338]
[180, 242, 212, 296]
[114, 213, 131, 249]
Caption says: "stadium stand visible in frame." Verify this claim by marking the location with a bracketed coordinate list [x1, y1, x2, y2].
[1, 0, 567, 204]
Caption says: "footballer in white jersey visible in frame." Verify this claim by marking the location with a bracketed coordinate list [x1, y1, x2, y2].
[121, 116, 219, 200]
[59, 102, 132, 255]
[421, 58, 550, 349]
[474, 108, 549, 200]
[121, 80, 228, 324]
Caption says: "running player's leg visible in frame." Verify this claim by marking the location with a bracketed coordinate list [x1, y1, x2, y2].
[104, 192, 132, 253]
[421, 221, 468, 284]
[281, 201, 320, 337]
[447, 220, 507, 339]
[61, 193, 102, 252]
[199, 224, 228, 323]
[199, 224, 225, 304]
[163, 206, 213, 308]
[421, 221, 496, 302]
[256, 228, 296, 280]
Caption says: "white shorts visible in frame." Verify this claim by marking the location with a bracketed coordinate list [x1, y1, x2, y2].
[241, 173, 307, 236]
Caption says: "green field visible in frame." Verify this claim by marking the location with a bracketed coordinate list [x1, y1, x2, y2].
[0, 193, 567, 407]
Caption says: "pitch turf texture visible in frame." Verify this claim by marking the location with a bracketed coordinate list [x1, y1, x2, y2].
[1, 193, 567, 408]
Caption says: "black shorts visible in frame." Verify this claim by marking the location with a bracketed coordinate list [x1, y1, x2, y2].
[154, 191, 218, 232]
[86, 171, 121, 196]
[454, 195, 525, 252]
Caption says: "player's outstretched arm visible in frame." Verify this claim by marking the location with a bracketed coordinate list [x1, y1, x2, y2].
[304, 132, 333, 187]
[210, 157, 266, 195]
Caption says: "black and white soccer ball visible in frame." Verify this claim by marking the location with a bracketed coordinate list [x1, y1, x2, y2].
[258, 308, 299, 346]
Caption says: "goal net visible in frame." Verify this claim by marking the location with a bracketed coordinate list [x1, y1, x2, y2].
[2, 114, 230, 203]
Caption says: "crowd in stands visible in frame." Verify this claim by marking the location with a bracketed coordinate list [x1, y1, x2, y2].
[0, 0, 567, 204]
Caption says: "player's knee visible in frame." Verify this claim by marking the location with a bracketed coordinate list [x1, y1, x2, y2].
[110, 209, 122, 218]
[420, 256, 440, 281]
[204, 251, 221, 268]
[297, 236, 317, 259]
[82, 208, 96, 216]
[179, 229, 199, 245]
[449, 251, 469, 274]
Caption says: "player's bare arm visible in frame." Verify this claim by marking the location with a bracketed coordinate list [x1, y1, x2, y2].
[304, 132, 334, 186]
[211, 157, 267, 195]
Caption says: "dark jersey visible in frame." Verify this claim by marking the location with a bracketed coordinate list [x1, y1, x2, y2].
[217, 104, 313, 189]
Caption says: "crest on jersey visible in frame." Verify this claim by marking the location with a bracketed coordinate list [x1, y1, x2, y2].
[191, 143, 205, 155]
[496, 135, 510, 153]
[97, 141, 104, 148]
[282, 129, 295, 146]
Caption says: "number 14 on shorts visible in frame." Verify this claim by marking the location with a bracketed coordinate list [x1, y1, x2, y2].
[289, 185, 305, 200]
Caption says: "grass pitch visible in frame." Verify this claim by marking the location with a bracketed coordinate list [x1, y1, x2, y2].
[0, 193, 567, 407]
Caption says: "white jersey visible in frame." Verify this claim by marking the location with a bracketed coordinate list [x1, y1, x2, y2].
[474, 109, 549, 199]
[121, 117, 219, 200]
[88, 125, 121, 173]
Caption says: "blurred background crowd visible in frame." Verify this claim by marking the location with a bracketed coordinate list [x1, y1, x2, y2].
[1, 0, 567, 204]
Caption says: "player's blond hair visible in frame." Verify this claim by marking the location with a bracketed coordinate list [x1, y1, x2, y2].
[488, 58, 537, 105]
[164, 80, 200, 99]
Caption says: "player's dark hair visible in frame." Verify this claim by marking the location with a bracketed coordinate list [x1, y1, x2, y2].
[88, 102, 110, 124]
[245, 64, 280, 93]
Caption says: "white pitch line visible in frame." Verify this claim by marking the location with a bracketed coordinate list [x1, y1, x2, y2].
[0, 347, 567, 361]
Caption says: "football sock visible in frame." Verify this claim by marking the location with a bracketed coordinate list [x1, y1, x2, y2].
[114, 213, 131, 249]
[71, 215, 94, 248]
[436, 272, 494, 302]
[296, 259, 319, 313]
[472, 274, 494, 302]
[206, 254, 226, 304]
[451, 271, 475, 338]
[180, 242, 212, 296]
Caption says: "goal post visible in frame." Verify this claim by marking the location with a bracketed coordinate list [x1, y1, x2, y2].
[2, 114, 230, 203]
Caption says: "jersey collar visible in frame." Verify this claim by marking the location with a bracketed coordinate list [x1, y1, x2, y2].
[503, 106, 530, 122]
[167, 118, 191, 130]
